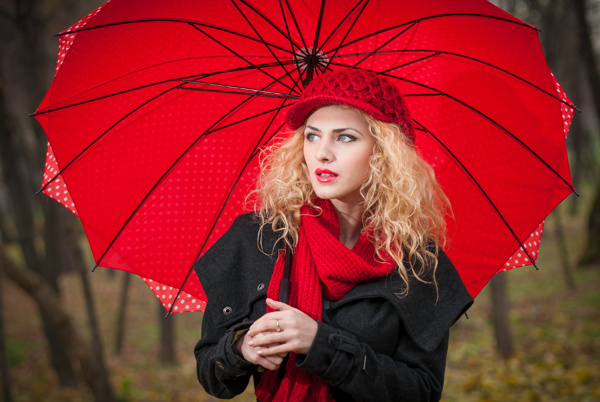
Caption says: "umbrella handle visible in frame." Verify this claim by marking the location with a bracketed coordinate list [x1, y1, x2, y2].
[278, 247, 293, 304]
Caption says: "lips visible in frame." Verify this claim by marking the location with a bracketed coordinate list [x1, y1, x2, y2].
[315, 168, 338, 183]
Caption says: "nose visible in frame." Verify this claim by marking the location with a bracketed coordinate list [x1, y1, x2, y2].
[316, 139, 334, 162]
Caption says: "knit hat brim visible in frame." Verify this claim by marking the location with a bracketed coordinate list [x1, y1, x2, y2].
[286, 95, 394, 131]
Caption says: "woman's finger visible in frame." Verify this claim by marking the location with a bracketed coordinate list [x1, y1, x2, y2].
[238, 332, 284, 370]
[265, 298, 294, 311]
[248, 315, 284, 337]
[255, 353, 284, 370]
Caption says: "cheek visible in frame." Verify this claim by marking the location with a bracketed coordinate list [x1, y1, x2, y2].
[303, 150, 313, 172]
[303, 143, 312, 165]
[353, 150, 373, 179]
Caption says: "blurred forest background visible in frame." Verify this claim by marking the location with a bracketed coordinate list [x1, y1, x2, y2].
[0, 0, 599, 401]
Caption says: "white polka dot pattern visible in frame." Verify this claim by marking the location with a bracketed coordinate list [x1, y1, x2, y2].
[41, 142, 78, 216]
[499, 221, 543, 272]
[143, 277, 206, 312]
[55, 3, 107, 76]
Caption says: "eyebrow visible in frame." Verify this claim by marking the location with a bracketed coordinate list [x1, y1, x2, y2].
[305, 125, 363, 135]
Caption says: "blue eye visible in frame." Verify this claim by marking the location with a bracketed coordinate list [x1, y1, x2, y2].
[305, 133, 319, 142]
[339, 134, 356, 142]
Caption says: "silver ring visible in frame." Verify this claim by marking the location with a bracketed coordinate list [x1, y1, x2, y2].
[276, 320, 281, 332]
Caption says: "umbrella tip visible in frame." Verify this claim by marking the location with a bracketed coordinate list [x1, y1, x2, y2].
[35, 188, 43, 196]
[165, 303, 175, 318]
[464, 312, 469, 320]
[28, 112, 35, 117]
[91, 264, 98, 272]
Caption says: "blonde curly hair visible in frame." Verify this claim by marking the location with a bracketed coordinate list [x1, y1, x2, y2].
[251, 106, 451, 293]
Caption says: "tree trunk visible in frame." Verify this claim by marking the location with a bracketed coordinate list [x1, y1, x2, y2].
[572, 0, 600, 268]
[62, 216, 115, 388]
[1, 246, 117, 402]
[489, 274, 514, 360]
[574, 0, 600, 122]
[159, 303, 177, 366]
[115, 272, 131, 354]
[552, 209, 576, 288]
[579, 183, 600, 267]
[78, 263, 114, 393]
[0, 79, 78, 387]
[0, 251, 13, 402]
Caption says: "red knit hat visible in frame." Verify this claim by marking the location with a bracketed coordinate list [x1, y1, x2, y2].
[286, 68, 415, 139]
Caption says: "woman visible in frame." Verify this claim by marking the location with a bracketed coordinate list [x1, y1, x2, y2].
[194, 68, 473, 401]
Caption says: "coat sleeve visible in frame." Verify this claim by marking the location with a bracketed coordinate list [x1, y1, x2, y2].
[296, 300, 448, 402]
[192, 213, 276, 398]
[194, 311, 256, 398]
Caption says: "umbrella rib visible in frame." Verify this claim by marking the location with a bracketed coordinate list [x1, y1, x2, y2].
[388, 74, 576, 194]
[39, 85, 180, 193]
[277, 0, 306, 96]
[388, 50, 578, 111]
[212, 105, 292, 134]
[34, 61, 297, 116]
[236, 0, 302, 50]
[231, 0, 299, 92]
[167, 103, 290, 316]
[329, 51, 438, 70]
[413, 119, 540, 269]
[302, 0, 327, 85]
[321, 0, 370, 72]
[57, 18, 292, 54]
[334, 13, 537, 51]
[282, 0, 309, 53]
[328, 49, 577, 110]
[179, 80, 295, 99]
[39, 65, 301, 195]
[189, 24, 294, 93]
[40, 69, 296, 194]
[92, 80, 288, 272]
[320, 0, 368, 52]
[351, 22, 420, 69]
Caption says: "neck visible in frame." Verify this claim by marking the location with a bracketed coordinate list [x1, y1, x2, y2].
[330, 200, 364, 249]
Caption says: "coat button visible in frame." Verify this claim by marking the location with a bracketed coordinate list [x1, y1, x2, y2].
[223, 306, 232, 315]
[257, 283, 265, 291]
[215, 360, 225, 370]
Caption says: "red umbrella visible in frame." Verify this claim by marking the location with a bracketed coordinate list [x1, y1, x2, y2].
[35, 0, 576, 313]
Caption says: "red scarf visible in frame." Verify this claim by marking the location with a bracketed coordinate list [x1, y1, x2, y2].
[255, 199, 395, 402]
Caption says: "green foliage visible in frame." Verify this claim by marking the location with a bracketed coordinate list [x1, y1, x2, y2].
[6, 340, 26, 368]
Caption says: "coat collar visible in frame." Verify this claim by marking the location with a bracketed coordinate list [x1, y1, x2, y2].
[329, 250, 473, 352]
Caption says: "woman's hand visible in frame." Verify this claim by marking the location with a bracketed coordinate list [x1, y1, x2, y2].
[233, 330, 285, 371]
[247, 298, 318, 357]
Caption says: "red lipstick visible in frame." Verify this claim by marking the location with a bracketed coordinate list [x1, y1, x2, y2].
[315, 168, 338, 183]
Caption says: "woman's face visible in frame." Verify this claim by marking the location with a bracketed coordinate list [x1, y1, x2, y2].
[303, 105, 374, 207]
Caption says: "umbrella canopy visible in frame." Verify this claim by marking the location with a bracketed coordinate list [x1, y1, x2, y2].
[35, 0, 576, 312]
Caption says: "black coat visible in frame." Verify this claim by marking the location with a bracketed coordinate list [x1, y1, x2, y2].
[194, 213, 473, 401]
